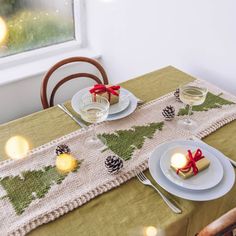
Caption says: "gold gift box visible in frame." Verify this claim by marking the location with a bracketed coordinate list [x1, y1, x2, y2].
[98, 85, 120, 105]
[171, 153, 210, 179]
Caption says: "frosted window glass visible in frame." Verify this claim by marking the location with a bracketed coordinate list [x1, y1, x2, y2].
[0, 0, 75, 57]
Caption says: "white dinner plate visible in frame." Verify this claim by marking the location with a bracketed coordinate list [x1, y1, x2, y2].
[149, 140, 235, 201]
[71, 87, 138, 121]
[159, 144, 224, 190]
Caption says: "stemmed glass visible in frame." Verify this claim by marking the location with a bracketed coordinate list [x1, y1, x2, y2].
[78, 93, 110, 149]
[178, 85, 208, 130]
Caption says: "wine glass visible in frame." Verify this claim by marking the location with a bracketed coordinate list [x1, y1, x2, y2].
[78, 93, 110, 149]
[178, 85, 208, 130]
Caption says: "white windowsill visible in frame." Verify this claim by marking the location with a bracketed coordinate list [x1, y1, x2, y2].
[0, 48, 101, 86]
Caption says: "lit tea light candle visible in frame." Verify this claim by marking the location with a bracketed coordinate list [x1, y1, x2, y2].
[5, 136, 30, 160]
[56, 153, 78, 173]
[170, 153, 187, 169]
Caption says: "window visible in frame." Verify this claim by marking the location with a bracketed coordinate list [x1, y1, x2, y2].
[0, 0, 78, 58]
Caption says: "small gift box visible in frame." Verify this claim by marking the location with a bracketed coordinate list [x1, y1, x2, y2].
[171, 149, 210, 179]
[89, 84, 120, 105]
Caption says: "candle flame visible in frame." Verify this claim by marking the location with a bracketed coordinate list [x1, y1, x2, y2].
[5, 136, 30, 160]
[171, 153, 187, 169]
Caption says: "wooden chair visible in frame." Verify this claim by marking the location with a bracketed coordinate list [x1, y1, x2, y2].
[40, 57, 109, 109]
[197, 208, 236, 236]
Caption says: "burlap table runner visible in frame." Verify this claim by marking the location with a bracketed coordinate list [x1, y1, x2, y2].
[1, 79, 236, 236]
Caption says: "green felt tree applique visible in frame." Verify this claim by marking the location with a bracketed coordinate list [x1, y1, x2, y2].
[98, 122, 164, 161]
[0, 163, 81, 215]
[178, 92, 235, 116]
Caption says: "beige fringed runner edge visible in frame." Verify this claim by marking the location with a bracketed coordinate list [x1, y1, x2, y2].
[1, 79, 236, 236]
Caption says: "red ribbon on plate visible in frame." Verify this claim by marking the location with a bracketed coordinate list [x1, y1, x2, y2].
[89, 84, 120, 101]
[177, 149, 204, 176]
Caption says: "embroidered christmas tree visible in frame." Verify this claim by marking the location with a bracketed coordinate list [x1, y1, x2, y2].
[178, 92, 235, 116]
[98, 122, 164, 161]
[0, 163, 81, 215]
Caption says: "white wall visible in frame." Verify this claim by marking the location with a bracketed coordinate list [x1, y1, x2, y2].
[87, 0, 236, 93]
[1, 0, 236, 123]
[0, 63, 98, 124]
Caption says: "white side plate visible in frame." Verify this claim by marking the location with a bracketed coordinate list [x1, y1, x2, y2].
[108, 91, 130, 115]
[159, 144, 224, 190]
[71, 87, 138, 121]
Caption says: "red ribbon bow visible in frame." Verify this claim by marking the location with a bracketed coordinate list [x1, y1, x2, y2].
[177, 149, 204, 176]
[89, 84, 120, 101]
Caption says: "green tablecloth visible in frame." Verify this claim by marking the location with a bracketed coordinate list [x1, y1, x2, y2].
[0, 66, 235, 236]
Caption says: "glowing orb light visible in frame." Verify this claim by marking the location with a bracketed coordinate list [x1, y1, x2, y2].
[5, 136, 30, 160]
[171, 153, 188, 169]
[145, 226, 158, 236]
[0, 17, 8, 45]
[56, 154, 78, 173]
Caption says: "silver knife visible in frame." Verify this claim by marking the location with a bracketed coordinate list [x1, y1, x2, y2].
[57, 104, 88, 129]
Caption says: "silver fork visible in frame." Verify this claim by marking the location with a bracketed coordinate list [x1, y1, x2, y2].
[136, 172, 182, 214]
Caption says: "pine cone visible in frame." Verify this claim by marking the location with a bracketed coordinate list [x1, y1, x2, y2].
[55, 144, 71, 156]
[105, 155, 123, 174]
[174, 88, 181, 102]
[162, 105, 175, 121]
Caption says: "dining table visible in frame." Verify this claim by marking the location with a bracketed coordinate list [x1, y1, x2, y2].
[0, 66, 236, 236]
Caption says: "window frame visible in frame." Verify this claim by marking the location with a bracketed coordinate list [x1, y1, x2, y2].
[0, 0, 85, 70]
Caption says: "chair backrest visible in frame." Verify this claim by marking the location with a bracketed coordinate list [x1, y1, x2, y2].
[40, 57, 109, 109]
[197, 208, 236, 236]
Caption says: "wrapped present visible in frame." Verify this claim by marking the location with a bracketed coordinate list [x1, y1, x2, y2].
[89, 84, 120, 105]
[171, 149, 210, 179]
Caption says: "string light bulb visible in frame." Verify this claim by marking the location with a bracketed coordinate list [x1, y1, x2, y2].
[0, 17, 8, 45]
[56, 153, 78, 173]
[145, 226, 158, 236]
[5, 136, 30, 160]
